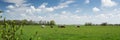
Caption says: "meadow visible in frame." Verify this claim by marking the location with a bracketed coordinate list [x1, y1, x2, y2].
[15, 25, 120, 40]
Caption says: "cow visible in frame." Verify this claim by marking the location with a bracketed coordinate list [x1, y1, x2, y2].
[41, 25, 45, 28]
[50, 25, 53, 28]
[58, 25, 65, 28]
[76, 25, 80, 28]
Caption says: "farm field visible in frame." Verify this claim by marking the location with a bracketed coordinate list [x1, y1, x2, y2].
[16, 25, 120, 40]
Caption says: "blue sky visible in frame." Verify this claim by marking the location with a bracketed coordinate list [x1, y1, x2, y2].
[0, 0, 120, 24]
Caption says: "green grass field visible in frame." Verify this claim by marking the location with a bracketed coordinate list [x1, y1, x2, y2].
[16, 25, 120, 40]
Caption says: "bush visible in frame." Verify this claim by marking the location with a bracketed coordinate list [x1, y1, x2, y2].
[85, 22, 92, 26]
[101, 22, 107, 26]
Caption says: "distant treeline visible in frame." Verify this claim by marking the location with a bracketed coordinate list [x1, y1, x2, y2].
[0, 20, 119, 26]
[0, 19, 56, 25]
[84, 22, 120, 26]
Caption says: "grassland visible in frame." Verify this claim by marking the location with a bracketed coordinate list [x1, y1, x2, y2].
[14, 25, 120, 40]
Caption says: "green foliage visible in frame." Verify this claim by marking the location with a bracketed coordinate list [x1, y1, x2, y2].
[0, 11, 2, 13]
[101, 22, 107, 26]
[0, 11, 2, 18]
[39, 20, 56, 25]
[0, 18, 22, 40]
[0, 10, 39, 40]
[0, 19, 40, 40]
[85, 22, 92, 26]
[0, 16, 2, 18]
[50, 20, 55, 25]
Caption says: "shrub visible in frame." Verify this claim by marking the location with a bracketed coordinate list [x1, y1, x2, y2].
[85, 22, 92, 26]
[101, 22, 107, 26]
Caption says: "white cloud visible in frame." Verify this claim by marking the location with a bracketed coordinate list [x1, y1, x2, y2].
[25, 3, 54, 14]
[53, 0, 74, 9]
[4, 0, 75, 21]
[38, 3, 47, 9]
[101, 0, 117, 7]
[75, 10, 81, 13]
[37, 0, 74, 12]
[93, 7, 100, 12]
[6, 10, 10, 12]
[7, 5, 15, 9]
[45, 7, 54, 12]
[4, 0, 26, 5]
[85, 0, 90, 4]
[95, 14, 108, 18]
[61, 11, 68, 14]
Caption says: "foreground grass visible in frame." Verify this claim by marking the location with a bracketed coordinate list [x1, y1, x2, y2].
[15, 25, 120, 40]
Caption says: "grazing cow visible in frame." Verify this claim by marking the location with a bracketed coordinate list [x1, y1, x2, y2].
[76, 25, 80, 28]
[58, 25, 65, 28]
[50, 25, 53, 28]
[41, 25, 45, 28]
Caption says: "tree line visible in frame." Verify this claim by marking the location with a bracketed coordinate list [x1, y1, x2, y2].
[0, 19, 56, 25]
[84, 22, 120, 26]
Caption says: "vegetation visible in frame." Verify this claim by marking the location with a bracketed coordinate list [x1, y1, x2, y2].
[1, 25, 119, 40]
[50, 20, 55, 25]
[0, 11, 2, 13]
[84, 22, 120, 26]
[85, 22, 92, 26]
[0, 20, 56, 25]
[100, 22, 107, 26]
[0, 11, 21, 40]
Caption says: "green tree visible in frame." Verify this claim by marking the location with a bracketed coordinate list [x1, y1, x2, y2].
[29, 20, 33, 25]
[0, 11, 2, 18]
[39, 20, 42, 25]
[85, 22, 92, 26]
[22, 19, 27, 25]
[101, 22, 107, 26]
[0, 11, 2, 13]
[50, 20, 55, 25]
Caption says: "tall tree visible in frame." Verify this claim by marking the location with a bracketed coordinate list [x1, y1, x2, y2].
[0, 11, 2, 18]
[22, 19, 28, 25]
[50, 20, 55, 25]
[0, 11, 2, 13]
[101, 22, 107, 26]
[85, 22, 92, 26]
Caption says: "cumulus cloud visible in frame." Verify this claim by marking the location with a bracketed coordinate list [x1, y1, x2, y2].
[75, 10, 81, 13]
[4, 0, 74, 21]
[85, 0, 90, 4]
[4, 0, 26, 5]
[53, 0, 74, 9]
[7, 5, 15, 9]
[101, 0, 117, 7]
[93, 7, 100, 12]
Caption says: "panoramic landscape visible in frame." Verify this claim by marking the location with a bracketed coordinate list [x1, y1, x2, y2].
[0, 0, 120, 40]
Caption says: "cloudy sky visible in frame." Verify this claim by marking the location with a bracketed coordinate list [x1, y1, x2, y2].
[0, 0, 120, 24]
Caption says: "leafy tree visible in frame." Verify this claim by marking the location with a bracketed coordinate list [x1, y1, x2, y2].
[101, 22, 107, 26]
[47, 21, 50, 25]
[50, 20, 55, 25]
[0, 11, 2, 13]
[22, 19, 27, 25]
[0, 11, 2, 18]
[85, 22, 92, 26]
[39, 20, 42, 25]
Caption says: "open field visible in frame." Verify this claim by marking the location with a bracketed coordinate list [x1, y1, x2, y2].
[15, 25, 120, 40]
